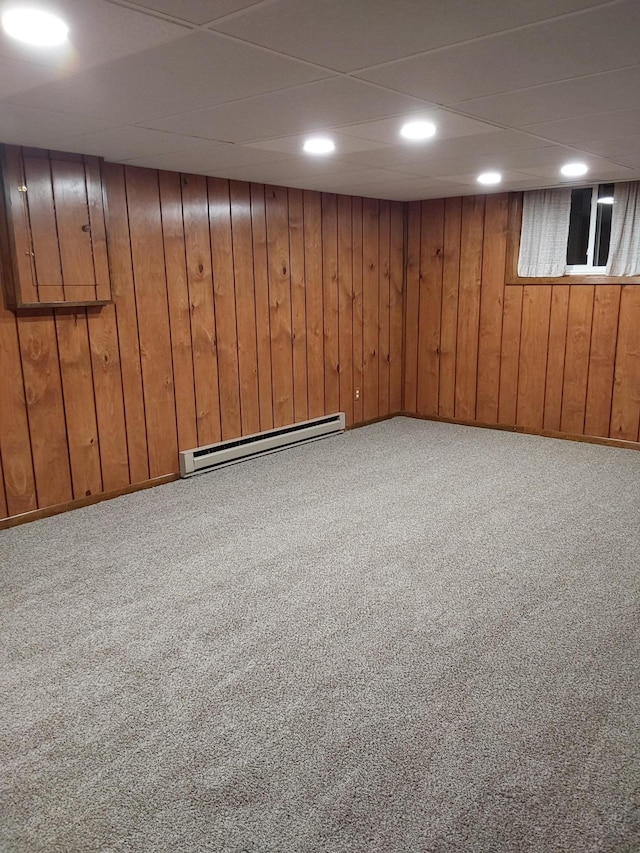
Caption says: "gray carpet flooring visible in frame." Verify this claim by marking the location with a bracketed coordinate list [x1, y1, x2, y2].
[1, 417, 639, 853]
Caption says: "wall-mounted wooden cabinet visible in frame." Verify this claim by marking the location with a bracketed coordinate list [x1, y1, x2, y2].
[0, 145, 112, 308]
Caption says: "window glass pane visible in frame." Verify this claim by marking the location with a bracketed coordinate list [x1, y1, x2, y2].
[566, 187, 591, 265]
[595, 183, 614, 267]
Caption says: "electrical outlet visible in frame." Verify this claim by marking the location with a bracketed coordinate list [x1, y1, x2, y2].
[354, 388, 360, 400]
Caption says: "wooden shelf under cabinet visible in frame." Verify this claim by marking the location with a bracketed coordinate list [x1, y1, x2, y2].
[0, 145, 112, 308]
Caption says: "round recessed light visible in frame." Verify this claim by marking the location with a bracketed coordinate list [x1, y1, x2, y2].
[560, 162, 588, 177]
[477, 171, 502, 185]
[2, 7, 69, 46]
[597, 195, 615, 204]
[303, 137, 335, 155]
[400, 120, 437, 141]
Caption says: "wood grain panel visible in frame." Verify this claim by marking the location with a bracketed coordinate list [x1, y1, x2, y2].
[584, 285, 621, 437]
[0, 452, 7, 519]
[322, 193, 340, 415]
[378, 200, 391, 417]
[403, 201, 420, 413]
[303, 190, 324, 420]
[337, 194, 353, 425]
[517, 286, 552, 429]
[352, 197, 364, 424]
[363, 197, 379, 421]
[389, 201, 404, 414]
[542, 285, 570, 432]
[250, 183, 274, 431]
[22, 156, 64, 299]
[560, 285, 595, 435]
[288, 188, 309, 423]
[498, 285, 523, 425]
[50, 158, 96, 301]
[610, 286, 640, 441]
[416, 198, 444, 417]
[439, 197, 462, 419]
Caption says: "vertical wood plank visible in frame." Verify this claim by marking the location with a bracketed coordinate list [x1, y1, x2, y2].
[50, 159, 96, 301]
[265, 185, 294, 427]
[416, 198, 444, 417]
[584, 285, 621, 438]
[304, 190, 324, 420]
[498, 286, 523, 425]
[476, 193, 508, 423]
[337, 194, 353, 425]
[363, 197, 380, 421]
[322, 193, 340, 416]
[610, 285, 640, 442]
[352, 197, 364, 424]
[158, 170, 198, 452]
[404, 201, 420, 413]
[22, 155, 64, 299]
[439, 197, 462, 419]
[542, 285, 570, 432]
[251, 183, 274, 431]
[125, 166, 178, 477]
[3, 146, 39, 304]
[389, 201, 404, 414]
[560, 285, 595, 435]
[102, 163, 149, 484]
[85, 156, 111, 301]
[230, 181, 260, 436]
[378, 200, 391, 417]
[455, 195, 484, 420]
[288, 188, 309, 423]
[209, 177, 242, 440]
[0, 453, 7, 519]
[182, 172, 221, 446]
[516, 285, 552, 430]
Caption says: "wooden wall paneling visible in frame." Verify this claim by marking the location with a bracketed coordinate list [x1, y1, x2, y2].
[124, 166, 178, 476]
[85, 156, 111, 301]
[0, 452, 7, 518]
[416, 198, 444, 417]
[455, 196, 485, 420]
[403, 201, 420, 412]
[610, 285, 640, 441]
[250, 183, 274, 431]
[288, 188, 309, 423]
[584, 285, 621, 438]
[181, 172, 221, 446]
[102, 164, 149, 484]
[158, 170, 198, 452]
[516, 285, 552, 430]
[542, 285, 570, 432]
[54, 310, 103, 498]
[22, 155, 64, 300]
[265, 185, 294, 428]
[476, 193, 508, 424]
[303, 190, 324, 420]
[209, 177, 242, 440]
[16, 313, 73, 506]
[363, 197, 380, 421]
[438, 197, 462, 419]
[0, 298, 37, 515]
[378, 200, 391, 417]
[229, 181, 260, 436]
[352, 197, 364, 424]
[50, 158, 97, 301]
[2, 146, 39, 305]
[337, 194, 353, 425]
[498, 285, 523, 425]
[389, 201, 404, 414]
[560, 285, 595, 435]
[321, 193, 340, 415]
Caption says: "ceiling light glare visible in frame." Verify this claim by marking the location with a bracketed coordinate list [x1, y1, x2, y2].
[477, 171, 502, 185]
[2, 7, 69, 45]
[303, 137, 335, 155]
[560, 162, 588, 177]
[597, 195, 614, 204]
[400, 120, 436, 141]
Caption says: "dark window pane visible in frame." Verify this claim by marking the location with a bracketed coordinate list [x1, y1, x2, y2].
[567, 187, 591, 265]
[595, 183, 614, 266]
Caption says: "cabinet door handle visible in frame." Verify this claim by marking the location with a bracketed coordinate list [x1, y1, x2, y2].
[24, 251, 34, 256]
[81, 224, 91, 232]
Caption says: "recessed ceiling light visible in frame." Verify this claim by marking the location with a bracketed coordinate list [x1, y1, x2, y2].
[560, 162, 588, 177]
[477, 171, 502, 185]
[597, 195, 614, 204]
[400, 120, 437, 141]
[303, 137, 335, 155]
[2, 7, 69, 46]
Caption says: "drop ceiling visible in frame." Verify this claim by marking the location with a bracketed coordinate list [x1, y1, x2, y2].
[0, 0, 638, 200]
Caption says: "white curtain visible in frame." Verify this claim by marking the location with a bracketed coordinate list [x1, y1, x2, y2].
[606, 181, 640, 276]
[518, 188, 572, 277]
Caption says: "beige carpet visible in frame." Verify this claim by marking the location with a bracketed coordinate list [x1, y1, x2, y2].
[1, 418, 639, 852]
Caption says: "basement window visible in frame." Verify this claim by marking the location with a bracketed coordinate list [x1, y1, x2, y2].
[565, 183, 614, 274]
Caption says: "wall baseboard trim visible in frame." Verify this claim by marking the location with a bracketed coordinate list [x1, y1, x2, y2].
[346, 413, 399, 431]
[0, 473, 180, 531]
[399, 412, 640, 452]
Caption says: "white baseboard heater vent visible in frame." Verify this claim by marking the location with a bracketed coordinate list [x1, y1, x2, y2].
[179, 412, 345, 477]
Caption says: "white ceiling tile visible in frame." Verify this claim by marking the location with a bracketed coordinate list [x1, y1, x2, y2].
[120, 143, 292, 173]
[246, 132, 390, 156]
[518, 160, 637, 181]
[193, 156, 385, 184]
[211, 0, 605, 72]
[455, 66, 640, 127]
[0, 102, 111, 147]
[523, 109, 640, 145]
[0, 0, 189, 70]
[145, 77, 434, 142]
[0, 58, 65, 98]
[436, 169, 539, 187]
[50, 126, 224, 160]
[356, 2, 640, 104]
[579, 135, 640, 160]
[7, 31, 332, 125]
[120, 0, 266, 25]
[337, 109, 497, 146]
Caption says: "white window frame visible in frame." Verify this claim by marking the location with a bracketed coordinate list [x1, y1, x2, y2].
[566, 183, 610, 275]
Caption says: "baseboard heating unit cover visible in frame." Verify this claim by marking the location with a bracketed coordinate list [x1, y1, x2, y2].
[179, 413, 346, 477]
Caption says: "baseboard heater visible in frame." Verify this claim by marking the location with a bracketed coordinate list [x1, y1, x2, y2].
[179, 412, 345, 477]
